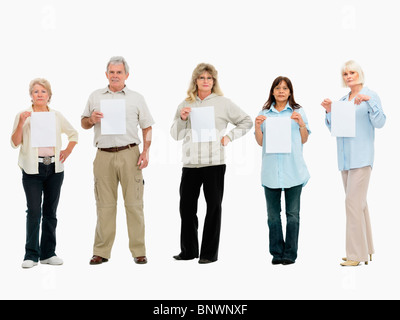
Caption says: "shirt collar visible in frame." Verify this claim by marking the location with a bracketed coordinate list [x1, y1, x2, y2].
[102, 85, 127, 94]
[345, 86, 368, 100]
[266, 102, 293, 113]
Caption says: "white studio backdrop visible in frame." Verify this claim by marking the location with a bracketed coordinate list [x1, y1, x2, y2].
[0, 0, 399, 300]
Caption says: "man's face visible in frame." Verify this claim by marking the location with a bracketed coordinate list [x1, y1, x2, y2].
[106, 63, 129, 92]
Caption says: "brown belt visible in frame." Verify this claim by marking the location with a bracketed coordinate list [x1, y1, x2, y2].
[99, 143, 137, 153]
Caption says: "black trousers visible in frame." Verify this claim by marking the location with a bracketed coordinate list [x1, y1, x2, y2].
[179, 165, 226, 261]
[22, 163, 64, 262]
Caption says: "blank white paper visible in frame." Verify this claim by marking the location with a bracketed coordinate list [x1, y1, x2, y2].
[190, 106, 217, 143]
[265, 117, 292, 153]
[100, 99, 127, 135]
[331, 101, 356, 137]
[30, 112, 56, 147]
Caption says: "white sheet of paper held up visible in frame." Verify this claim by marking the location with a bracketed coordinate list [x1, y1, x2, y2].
[100, 99, 127, 135]
[331, 101, 356, 137]
[30, 112, 56, 147]
[264, 117, 292, 153]
[190, 106, 217, 143]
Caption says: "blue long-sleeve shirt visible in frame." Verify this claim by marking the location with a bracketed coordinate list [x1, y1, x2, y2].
[325, 87, 386, 171]
[259, 103, 310, 189]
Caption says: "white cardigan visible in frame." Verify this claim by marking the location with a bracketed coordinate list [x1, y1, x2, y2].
[11, 107, 79, 174]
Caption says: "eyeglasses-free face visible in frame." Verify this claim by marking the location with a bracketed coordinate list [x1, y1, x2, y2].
[31, 84, 50, 107]
[273, 81, 291, 104]
[342, 70, 360, 87]
[106, 63, 129, 92]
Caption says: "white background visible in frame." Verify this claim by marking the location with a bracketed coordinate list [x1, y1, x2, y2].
[1, 0, 399, 300]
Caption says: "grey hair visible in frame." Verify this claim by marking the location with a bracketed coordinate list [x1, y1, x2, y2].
[106, 56, 130, 74]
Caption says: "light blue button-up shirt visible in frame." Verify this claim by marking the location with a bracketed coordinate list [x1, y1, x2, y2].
[259, 103, 310, 189]
[325, 87, 386, 171]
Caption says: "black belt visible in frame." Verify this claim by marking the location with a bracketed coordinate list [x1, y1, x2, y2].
[99, 143, 137, 153]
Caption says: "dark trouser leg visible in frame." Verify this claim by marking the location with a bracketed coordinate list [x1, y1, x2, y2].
[200, 165, 226, 262]
[41, 166, 64, 260]
[283, 184, 302, 262]
[264, 186, 284, 261]
[179, 168, 202, 259]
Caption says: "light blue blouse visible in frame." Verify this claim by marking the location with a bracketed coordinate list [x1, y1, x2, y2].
[325, 87, 386, 171]
[259, 103, 310, 189]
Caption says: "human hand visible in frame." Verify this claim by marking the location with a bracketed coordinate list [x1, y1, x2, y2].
[255, 115, 267, 128]
[221, 135, 231, 147]
[137, 151, 149, 169]
[321, 99, 332, 113]
[291, 111, 305, 127]
[354, 94, 370, 105]
[59, 149, 71, 163]
[19, 111, 31, 126]
[180, 107, 191, 121]
[90, 111, 104, 124]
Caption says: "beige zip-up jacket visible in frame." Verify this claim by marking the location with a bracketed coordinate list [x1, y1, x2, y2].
[171, 94, 252, 168]
[11, 107, 79, 174]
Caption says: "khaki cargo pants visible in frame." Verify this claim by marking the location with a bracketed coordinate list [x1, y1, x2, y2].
[92, 145, 145, 259]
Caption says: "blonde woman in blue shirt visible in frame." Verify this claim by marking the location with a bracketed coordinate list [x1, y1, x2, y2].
[255, 76, 310, 265]
[321, 60, 386, 267]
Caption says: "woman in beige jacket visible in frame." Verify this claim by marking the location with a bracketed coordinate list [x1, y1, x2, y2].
[170, 63, 252, 264]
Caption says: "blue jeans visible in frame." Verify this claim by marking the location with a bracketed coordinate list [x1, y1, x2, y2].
[264, 184, 302, 263]
[22, 163, 64, 262]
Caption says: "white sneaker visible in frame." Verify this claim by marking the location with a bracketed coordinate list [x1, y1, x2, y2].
[22, 260, 38, 269]
[40, 256, 64, 266]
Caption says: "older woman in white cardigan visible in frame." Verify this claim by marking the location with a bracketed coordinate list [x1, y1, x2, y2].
[11, 78, 78, 269]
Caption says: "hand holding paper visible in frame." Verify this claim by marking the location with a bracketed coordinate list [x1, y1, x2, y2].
[90, 111, 104, 124]
[180, 107, 191, 121]
[255, 115, 267, 128]
[321, 98, 332, 113]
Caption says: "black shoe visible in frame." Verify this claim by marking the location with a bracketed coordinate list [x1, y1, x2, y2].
[198, 259, 215, 264]
[272, 258, 283, 265]
[282, 259, 295, 265]
[173, 254, 196, 261]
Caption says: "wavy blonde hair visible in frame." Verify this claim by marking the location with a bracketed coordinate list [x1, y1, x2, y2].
[186, 63, 223, 102]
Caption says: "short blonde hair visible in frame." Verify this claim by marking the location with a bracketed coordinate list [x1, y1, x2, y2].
[341, 60, 365, 87]
[186, 63, 223, 102]
[29, 78, 53, 103]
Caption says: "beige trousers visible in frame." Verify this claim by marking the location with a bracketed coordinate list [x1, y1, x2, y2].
[341, 166, 374, 262]
[92, 146, 146, 259]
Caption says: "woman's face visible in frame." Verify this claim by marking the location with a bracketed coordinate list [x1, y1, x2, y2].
[196, 72, 214, 95]
[342, 69, 359, 87]
[31, 84, 50, 107]
[273, 81, 291, 104]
